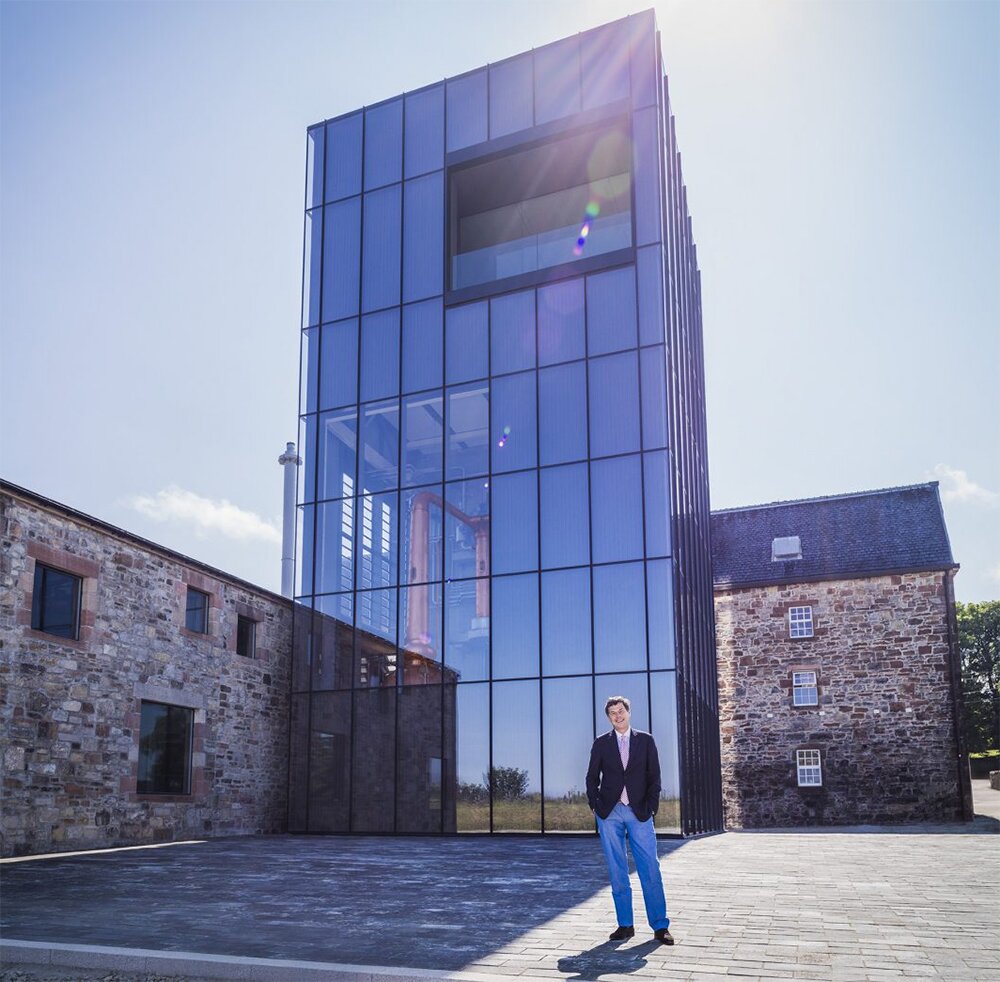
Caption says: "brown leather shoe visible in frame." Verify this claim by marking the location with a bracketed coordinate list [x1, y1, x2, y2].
[654, 928, 674, 945]
[609, 925, 635, 940]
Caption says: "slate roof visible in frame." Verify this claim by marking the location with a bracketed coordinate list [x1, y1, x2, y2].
[711, 482, 957, 589]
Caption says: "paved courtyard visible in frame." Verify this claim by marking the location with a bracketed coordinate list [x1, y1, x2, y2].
[2, 784, 998, 982]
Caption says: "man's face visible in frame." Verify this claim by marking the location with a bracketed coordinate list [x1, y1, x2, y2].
[607, 702, 631, 733]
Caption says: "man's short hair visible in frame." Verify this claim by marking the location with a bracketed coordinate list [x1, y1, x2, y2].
[604, 695, 631, 716]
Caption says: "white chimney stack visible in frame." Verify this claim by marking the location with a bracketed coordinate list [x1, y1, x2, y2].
[278, 442, 301, 598]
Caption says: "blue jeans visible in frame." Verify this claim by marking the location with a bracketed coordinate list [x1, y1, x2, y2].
[596, 802, 669, 930]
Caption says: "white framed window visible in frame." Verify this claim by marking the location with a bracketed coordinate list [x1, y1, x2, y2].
[796, 749, 822, 787]
[789, 605, 814, 638]
[792, 670, 818, 706]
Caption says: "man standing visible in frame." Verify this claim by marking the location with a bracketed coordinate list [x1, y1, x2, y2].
[586, 695, 673, 945]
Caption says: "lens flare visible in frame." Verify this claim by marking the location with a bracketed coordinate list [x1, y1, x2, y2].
[573, 202, 602, 256]
[497, 425, 512, 448]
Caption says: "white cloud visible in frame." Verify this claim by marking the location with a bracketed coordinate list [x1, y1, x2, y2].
[932, 464, 999, 507]
[129, 485, 281, 545]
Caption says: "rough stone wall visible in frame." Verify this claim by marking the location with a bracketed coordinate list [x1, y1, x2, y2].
[715, 571, 963, 828]
[0, 490, 292, 857]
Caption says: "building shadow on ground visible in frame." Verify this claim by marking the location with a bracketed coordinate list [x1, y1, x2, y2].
[0, 835, 691, 971]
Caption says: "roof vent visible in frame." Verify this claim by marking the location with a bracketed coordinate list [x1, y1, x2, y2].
[772, 536, 802, 561]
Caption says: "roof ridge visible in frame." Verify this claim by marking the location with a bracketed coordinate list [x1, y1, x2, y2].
[711, 481, 939, 515]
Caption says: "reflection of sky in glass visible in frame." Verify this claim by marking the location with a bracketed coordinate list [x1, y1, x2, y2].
[543, 676, 592, 797]
[493, 680, 540, 793]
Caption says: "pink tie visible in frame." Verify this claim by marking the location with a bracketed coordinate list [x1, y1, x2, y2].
[619, 734, 629, 805]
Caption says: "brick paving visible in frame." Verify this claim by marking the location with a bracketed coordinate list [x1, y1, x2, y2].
[2, 785, 998, 982]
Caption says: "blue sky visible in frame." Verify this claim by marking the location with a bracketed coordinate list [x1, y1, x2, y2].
[2, 0, 997, 601]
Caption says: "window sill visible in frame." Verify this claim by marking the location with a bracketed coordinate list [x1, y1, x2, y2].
[23, 628, 86, 648]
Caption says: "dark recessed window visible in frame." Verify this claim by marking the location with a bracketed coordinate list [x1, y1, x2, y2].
[236, 615, 257, 658]
[31, 564, 82, 640]
[138, 701, 193, 795]
[185, 587, 209, 633]
[448, 119, 632, 291]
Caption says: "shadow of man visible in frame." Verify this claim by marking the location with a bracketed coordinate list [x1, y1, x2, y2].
[557, 938, 664, 981]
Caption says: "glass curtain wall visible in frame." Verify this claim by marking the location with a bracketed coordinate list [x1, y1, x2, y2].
[291, 10, 717, 836]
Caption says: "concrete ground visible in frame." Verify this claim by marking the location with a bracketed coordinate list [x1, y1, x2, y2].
[2, 783, 997, 982]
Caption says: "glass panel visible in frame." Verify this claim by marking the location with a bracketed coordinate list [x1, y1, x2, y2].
[314, 592, 354, 690]
[399, 583, 443, 684]
[628, 10, 658, 109]
[444, 478, 489, 581]
[491, 371, 536, 473]
[491, 471, 537, 575]
[309, 691, 352, 831]
[300, 414, 317, 503]
[405, 84, 444, 179]
[591, 455, 644, 563]
[303, 209, 321, 327]
[184, 587, 207, 633]
[296, 504, 315, 597]
[538, 278, 585, 366]
[445, 382, 489, 480]
[401, 484, 443, 586]
[356, 491, 398, 591]
[533, 36, 581, 125]
[446, 302, 488, 384]
[540, 463, 589, 570]
[492, 573, 539, 680]
[358, 400, 399, 494]
[138, 703, 192, 794]
[362, 184, 401, 313]
[489, 54, 533, 139]
[587, 266, 637, 356]
[637, 245, 665, 345]
[325, 112, 362, 202]
[538, 362, 587, 465]
[594, 675, 648, 735]
[322, 197, 361, 323]
[444, 579, 489, 682]
[315, 498, 355, 595]
[301, 328, 318, 414]
[589, 351, 640, 458]
[317, 408, 357, 502]
[351, 687, 396, 831]
[455, 682, 489, 831]
[449, 123, 631, 291]
[402, 299, 443, 394]
[646, 560, 675, 670]
[543, 676, 594, 831]
[319, 318, 358, 411]
[643, 450, 671, 558]
[360, 309, 400, 403]
[650, 671, 681, 831]
[640, 346, 668, 449]
[291, 599, 313, 693]
[306, 125, 325, 209]
[397, 684, 443, 833]
[403, 172, 444, 303]
[580, 19, 630, 110]
[633, 106, 661, 246]
[492, 681, 541, 831]
[288, 694, 309, 829]
[355, 587, 398, 688]
[402, 392, 443, 488]
[490, 289, 535, 376]
[364, 99, 402, 190]
[446, 70, 488, 152]
[541, 568, 591, 676]
[593, 563, 646, 674]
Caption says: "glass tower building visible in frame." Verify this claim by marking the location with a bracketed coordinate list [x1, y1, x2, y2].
[291, 10, 722, 836]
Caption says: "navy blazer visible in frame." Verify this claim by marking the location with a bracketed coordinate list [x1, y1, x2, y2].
[586, 729, 662, 822]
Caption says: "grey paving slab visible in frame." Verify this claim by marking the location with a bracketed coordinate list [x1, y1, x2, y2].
[2, 790, 999, 982]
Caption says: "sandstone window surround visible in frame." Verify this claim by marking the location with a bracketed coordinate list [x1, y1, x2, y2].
[128, 684, 207, 802]
[20, 541, 100, 648]
[796, 748, 822, 787]
[177, 569, 220, 640]
[788, 605, 814, 639]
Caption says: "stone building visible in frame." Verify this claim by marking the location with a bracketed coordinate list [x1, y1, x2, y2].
[0, 481, 293, 858]
[712, 482, 973, 828]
